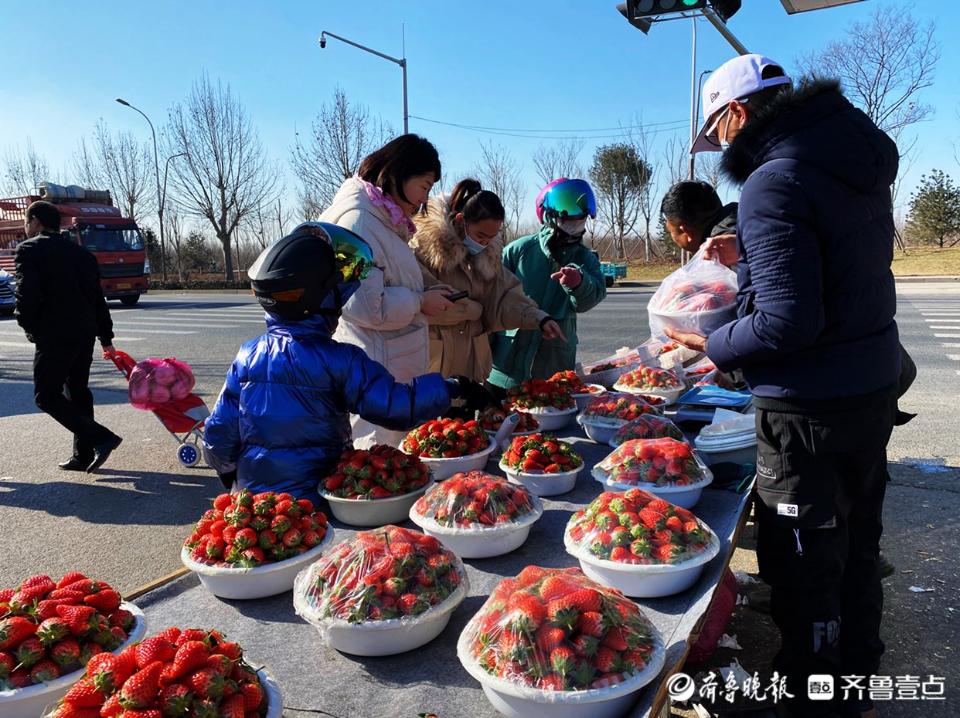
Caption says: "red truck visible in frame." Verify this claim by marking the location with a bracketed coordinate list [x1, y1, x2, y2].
[0, 182, 149, 306]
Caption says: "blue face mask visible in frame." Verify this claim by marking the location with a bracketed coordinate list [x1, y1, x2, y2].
[463, 235, 487, 255]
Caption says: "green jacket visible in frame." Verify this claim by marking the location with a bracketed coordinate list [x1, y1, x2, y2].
[488, 226, 606, 389]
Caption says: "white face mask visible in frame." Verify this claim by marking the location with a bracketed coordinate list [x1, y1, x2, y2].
[463, 234, 487, 255]
[558, 218, 587, 239]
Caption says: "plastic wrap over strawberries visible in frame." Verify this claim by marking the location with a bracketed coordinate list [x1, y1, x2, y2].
[411, 472, 542, 532]
[647, 249, 738, 338]
[580, 395, 661, 426]
[565, 489, 717, 566]
[128, 357, 196, 410]
[613, 365, 685, 396]
[609, 415, 684, 447]
[293, 525, 468, 638]
[595, 438, 707, 488]
[457, 566, 663, 695]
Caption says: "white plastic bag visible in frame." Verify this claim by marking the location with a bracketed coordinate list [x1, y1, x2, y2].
[648, 249, 737, 339]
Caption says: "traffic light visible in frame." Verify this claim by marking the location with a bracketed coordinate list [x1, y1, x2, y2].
[625, 0, 741, 20]
[627, 0, 707, 18]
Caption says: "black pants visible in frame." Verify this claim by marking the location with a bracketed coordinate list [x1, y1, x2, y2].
[754, 390, 896, 718]
[33, 338, 115, 462]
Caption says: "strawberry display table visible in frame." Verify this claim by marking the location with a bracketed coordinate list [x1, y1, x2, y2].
[129, 424, 753, 718]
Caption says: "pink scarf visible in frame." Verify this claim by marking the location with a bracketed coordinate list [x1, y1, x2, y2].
[356, 176, 417, 236]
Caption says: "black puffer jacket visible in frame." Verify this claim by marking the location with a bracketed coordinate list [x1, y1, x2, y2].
[706, 80, 900, 401]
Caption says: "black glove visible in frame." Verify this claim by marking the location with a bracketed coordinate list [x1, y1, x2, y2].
[217, 470, 237, 491]
[448, 376, 498, 414]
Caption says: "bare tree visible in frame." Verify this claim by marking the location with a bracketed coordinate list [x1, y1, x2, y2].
[165, 75, 280, 281]
[661, 135, 689, 188]
[72, 120, 155, 223]
[801, 6, 939, 142]
[3, 140, 51, 195]
[623, 122, 659, 262]
[531, 138, 585, 186]
[290, 87, 393, 219]
[696, 153, 725, 194]
[589, 143, 652, 260]
[474, 141, 525, 241]
[166, 206, 186, 283]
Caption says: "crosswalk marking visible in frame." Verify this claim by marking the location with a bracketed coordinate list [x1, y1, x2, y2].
[934, 333, 960, 338]
[924, 318, 960, 323]
[947, 355, 960, 361]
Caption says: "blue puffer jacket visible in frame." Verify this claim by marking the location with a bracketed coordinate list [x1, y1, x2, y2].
[203, 313, 451, 501]
[706, 80, 900, 401]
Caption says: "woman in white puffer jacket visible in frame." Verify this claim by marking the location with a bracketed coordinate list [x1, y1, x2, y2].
[319, 134, 454, 448]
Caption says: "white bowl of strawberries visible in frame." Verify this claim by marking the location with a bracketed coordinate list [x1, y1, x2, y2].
[0, 573, 146, 718]
[614, 365, 687, 405]
[180, 490, 334, 600]
[548, 370, 607, 413]
[498, 434, 583, 497]
[564, 489, 720, 598]
[506, 380, 579, 432]
[402, 418, 497, 481]
[294, 526, 469, 656]
[457, 566, 665, 718]
[408, 472, 544, 558]
[319, 444, 434, 527]
[41, 626, 281, 718]
[591, 439, 713, 509]
[576, 395, 663, 444]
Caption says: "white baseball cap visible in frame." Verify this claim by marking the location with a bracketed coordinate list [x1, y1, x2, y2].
[691, 54, 792, 154]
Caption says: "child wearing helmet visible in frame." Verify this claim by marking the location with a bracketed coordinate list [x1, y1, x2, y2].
[487, 178, 607, 390]
[202, 222, 491, 501]
[410, 178, 566, 382]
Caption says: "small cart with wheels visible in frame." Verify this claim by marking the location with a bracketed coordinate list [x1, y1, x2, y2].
[107, 350, 210, 467]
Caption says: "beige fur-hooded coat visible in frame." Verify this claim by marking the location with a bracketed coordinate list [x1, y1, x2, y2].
[410, 198, 547, 381]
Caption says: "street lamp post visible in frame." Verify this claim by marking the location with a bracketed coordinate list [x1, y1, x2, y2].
[690, 68, 714, 180]
[116, 98, 167, 282]
[319, 30, 408, 134]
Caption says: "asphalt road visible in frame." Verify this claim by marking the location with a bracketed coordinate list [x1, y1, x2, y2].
[0, 284, 957, 712]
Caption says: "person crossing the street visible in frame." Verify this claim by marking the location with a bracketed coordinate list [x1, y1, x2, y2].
[14, 200, 123, 472]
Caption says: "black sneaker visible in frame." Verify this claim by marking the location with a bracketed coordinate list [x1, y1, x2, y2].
[87, 435, 123, 473]
[59, 457, 92, 471]
[879, 552, 895, 578]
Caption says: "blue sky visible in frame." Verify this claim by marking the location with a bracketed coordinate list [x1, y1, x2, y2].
[2, 0, 957, 226]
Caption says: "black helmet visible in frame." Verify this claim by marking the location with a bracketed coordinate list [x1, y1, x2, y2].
[248, 222, 374, 319]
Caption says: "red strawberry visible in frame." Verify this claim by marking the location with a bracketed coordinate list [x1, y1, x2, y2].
[602, 626, 629, 651]
[0, 650, 15, 677]
[159, 682, 193, 716]
[89, 652, 134, 695]
[119, 660, 164, 709]
[175, 628, 208, 647]
[30, 658, 60, 683]
[56, 604, 99, 636]
[169, 640, 209, 679]
[538, 576, 575, 602]
[135, 636, 176, 668]
[570, 633, 600, 657]
[64, 677, 108, 707]
[108, 609, 135, 632]
[51, 636, 82, 668]
[37, 616, 71, 645]
[187, 667, 226, 701]
[99, 693, 123, 717]
[539, 673, 565, 691]
[205, 652, 233, 676]
[213, 494, 233, 511]
[216, 641, 242, 661]
[564, 588, 601, 613]
[576, 611, 605, 638]
[57, 572, 89, 589]
[281, 528, 301, 548]
[0, 615, 37, 649]
[84, 590, 121, 614]
[118, 711, 161, 718]
[16, 636, 44, 668]
[219, 694, 245, 718]
[535, 625, 566, 653]
[36, 598, 68, 620]
[240, 681, 263, 711]
[7, 667, 31, 688]
[550, 646, 576, 675]
[593, 646, 620, 673]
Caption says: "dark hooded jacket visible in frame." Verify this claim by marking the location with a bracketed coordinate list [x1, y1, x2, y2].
[706, 80, 901, 402]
